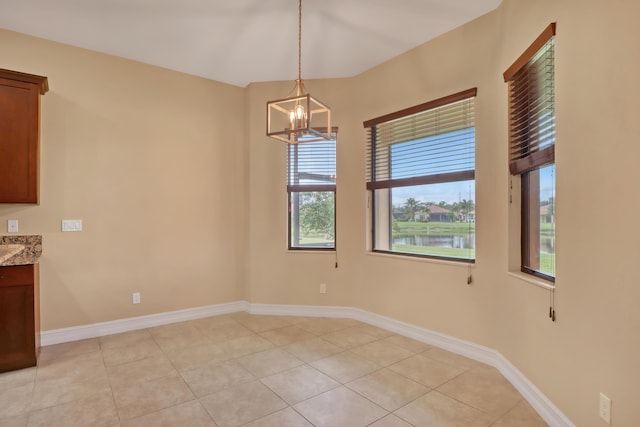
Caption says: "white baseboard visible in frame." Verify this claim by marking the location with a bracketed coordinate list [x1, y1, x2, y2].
[40, 300, 573, 427]
[250, 303, 574, 427]
[248, 302, 352, 318]
[495, 353, 575, 427]
[40, 301, 248, 346]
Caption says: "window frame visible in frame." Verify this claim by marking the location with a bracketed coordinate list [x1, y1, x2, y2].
[520, 167, 555, 281]
[504, 23, 556, 282]
[364, 89, 477, 263]
[287, 134, 337, 251]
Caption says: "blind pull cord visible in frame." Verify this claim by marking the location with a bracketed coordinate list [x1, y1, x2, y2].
[467, 183, 473, 286]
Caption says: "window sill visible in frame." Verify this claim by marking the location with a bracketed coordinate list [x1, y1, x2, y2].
[287, 249, 336, 255]
[367, 251, 475, 269]
[507, 271, 555, 290]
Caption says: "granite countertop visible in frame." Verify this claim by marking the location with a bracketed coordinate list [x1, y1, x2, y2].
[0, 235, 42, 266]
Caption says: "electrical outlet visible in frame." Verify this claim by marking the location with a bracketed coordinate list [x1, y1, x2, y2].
[599, 392, 611, 424]
[132, 292, 141, 304]
[7, 220, 18, 233]
[320, 283, 327, 294]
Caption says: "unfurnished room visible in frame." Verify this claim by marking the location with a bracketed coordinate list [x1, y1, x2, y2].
[0, 0, 638, 426]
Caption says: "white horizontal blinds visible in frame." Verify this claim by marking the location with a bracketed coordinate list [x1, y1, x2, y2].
[288, 138, 336, 192]
[504, 23, 556, 175]
[365, 89, 476, 190]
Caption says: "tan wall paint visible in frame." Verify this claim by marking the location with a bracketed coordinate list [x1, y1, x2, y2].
[497, 1, 640, 426]
[245, 78, 359, 307]
[2, 0, 640, 424]
[246, 0, 640, 425]
[0, 29, 247, 330]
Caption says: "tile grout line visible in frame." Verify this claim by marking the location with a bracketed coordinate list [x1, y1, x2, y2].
[3, 313, 548, 426]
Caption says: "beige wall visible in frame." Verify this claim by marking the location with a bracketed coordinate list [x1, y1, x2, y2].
[2, 0, 640, 424]
[245, 78, 359, 307]
[247, 1, 640, 425]
[0, 29, 247, 329]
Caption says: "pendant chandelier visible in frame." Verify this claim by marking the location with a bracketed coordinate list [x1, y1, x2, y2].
[266, 0, 331, 144]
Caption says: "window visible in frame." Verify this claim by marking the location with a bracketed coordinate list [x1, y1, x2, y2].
[504, 23, 556, 281]
[364, 89, 476, 262]
[287, 137, 336, 250]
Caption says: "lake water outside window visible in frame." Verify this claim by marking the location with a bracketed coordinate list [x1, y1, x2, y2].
[366, 89, 476, 262]
[386, 180, 475, 259]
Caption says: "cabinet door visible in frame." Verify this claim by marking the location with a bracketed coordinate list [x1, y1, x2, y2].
[0, 265, 36, 372]
[0, 78, 40, 203]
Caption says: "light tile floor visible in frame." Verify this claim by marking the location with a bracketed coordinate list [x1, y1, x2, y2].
[0, 313, 549, 427]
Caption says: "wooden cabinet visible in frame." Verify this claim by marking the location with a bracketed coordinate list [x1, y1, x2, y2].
[0, 69, 48, 204]
[0, 264, 40, 372]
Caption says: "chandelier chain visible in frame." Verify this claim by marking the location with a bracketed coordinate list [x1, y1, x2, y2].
[298, 0, 302, 82]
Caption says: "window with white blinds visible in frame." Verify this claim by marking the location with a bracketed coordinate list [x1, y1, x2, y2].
[365, 89, 476, 189]
[288, 140, 336, 192]
[364, 89, 476, 261]
[288, 137, 336, 250]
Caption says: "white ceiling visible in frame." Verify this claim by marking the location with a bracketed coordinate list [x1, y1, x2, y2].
[0, 0, 501, 87]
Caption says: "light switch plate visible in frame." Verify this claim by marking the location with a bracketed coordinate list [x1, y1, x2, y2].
[7, 220, 18, 233]
[62, 219, 83, 232]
